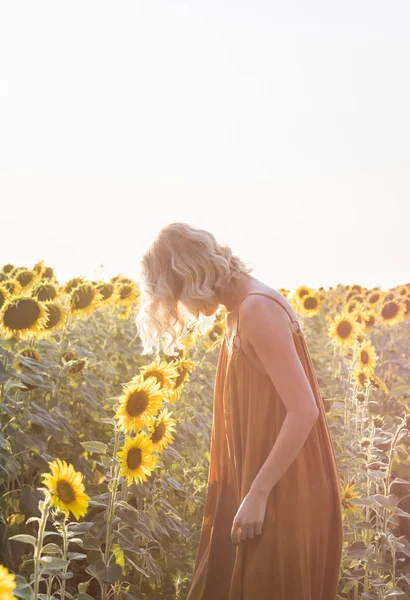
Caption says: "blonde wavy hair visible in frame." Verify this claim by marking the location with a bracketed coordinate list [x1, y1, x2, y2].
[135, 222, 254, 356]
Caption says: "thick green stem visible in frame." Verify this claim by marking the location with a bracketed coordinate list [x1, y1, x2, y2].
[60, 519, 69, 599]
[33, 494, 51, 599]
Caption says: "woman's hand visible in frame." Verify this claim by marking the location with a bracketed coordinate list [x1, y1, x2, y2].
[231, 488, 268, 545]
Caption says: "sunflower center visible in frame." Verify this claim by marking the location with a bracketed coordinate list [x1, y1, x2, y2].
[3, 298, 42, 330]
[126, 390, 149, 417]
[360, 350, 369, 365]
[151, 422, 166, 443]
[43, 304, 62, 329]
[119, 284, 133, 299]
[35, 284, 57, 302]
[369, 293, 380, 304]
[337, 321, 352, 339]
[382, 302, 399, 320]
[175, 367, 187, 389]
[127, 447, 142, 470]
[17, 270, 35, 287]
[304, 297, 318, 310]
[144, 370, 165, 387]
[98, 284, 114, 300]
[56, 480, 76, 504]
[71, 285, 94, 309]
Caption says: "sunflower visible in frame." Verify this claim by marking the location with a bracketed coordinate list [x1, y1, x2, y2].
[61, 352, 88, 377]
[2, 279, 22, 297]
[1, 263, 15, 275]
[345, 299, 362, 315]
[32, 259, 46, 277]
[31, 282, 59, 302]
[372, 414, 385, 428]
[41, 459, 90, 520]
[118, 433, 158, 485]
[357, 340, 378, 374]
[363, 310, 379, 332]
[0, 296, 49, 340]
[36, 301, 68, 338]
[41, 266, 56, 281]
[166, 357, 199, 403]
[369, 373, 389, 394]
[0, 285, 12, 312]
[32, 260, 55, 282]
[328, 310, 363, 348]
[114, 375, 164, 433]
[294, 285, 314, 305]
[352, 366, 371, 390]
[61, 276, 86, 295]
[378, 299, 407, 327]
[366, 289, 383, 306]
[299, 293, 321, 317]
[202, 307, 227, 351]
[347, 284, 364, 295]
[69, 283, 103, 319]
[341, 482, 361, 513]
[114, 279, 140, 319]
[14, 348, 41, 372]
[352, 305, 372, 329]
[147, 408, 177, 453]
[396, 285, 410, 298]
[14, 268, 39, 291]
[360, 436, 371, 448]
[0, 564, 16, 600]
[136, 356, 179, 399]
[95, 281, 116, 304]
[115, 281, 139, 308]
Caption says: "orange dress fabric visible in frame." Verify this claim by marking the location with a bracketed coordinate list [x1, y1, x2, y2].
[186, 292, 344, 600]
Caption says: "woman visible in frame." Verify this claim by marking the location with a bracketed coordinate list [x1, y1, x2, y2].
[136, 222, 343, 600]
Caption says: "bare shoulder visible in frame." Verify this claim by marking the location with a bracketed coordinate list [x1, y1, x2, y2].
[239, 288, 298, 330]
[239, 290, 299, 371]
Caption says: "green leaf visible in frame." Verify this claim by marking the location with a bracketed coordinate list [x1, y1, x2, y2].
[82, 536, 102, 550]
[42, 543, 61, 554]
[346, 541, 374, 558]
[86, 559, 122, 584]
[25, 517, 41, 525]
[81, 441, 108, 454]
[40, 556, 70, 569]
[67, 552, 87, 560]
[373, 494, 398, 509]
[391, 477, 410, 486]
[0, 434, 10, 451]
[95, 417, 115, 425]
[167, 476, 184, 491]
[9, 534, 37, 547]
[125, 555, 150, 578]
[69, 537, 83, 546]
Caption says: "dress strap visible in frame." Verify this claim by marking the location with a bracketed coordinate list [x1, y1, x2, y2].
[235, 292, 299, 335]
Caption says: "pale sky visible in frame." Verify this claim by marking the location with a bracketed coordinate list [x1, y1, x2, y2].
[1, 1, 409, 292]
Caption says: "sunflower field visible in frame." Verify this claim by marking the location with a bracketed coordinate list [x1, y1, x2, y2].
[0, 261, 410, 600]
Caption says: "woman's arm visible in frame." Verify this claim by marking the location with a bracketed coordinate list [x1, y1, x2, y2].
[240, 295, 319, 499]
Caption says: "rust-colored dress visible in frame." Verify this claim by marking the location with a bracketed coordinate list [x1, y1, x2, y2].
[186, 292, 343, 600]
